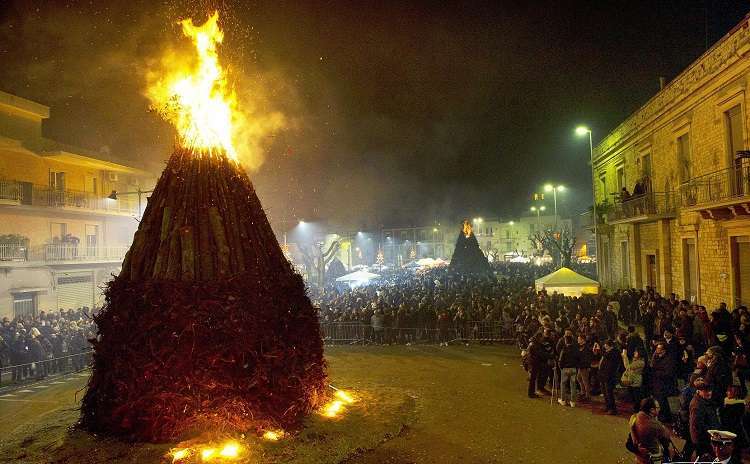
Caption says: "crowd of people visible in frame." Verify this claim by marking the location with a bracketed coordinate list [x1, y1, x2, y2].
[316, 260, 749, 462]
[0, 308, 95, 384]
[518, 284, 750, 462]
[313, 262, 599, 345]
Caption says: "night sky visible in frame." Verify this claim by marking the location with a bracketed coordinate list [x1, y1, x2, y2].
[1, 1, 748, 230]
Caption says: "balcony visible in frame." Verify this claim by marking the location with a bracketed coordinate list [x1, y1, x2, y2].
[0, 180, 138, 216]
[0, 244, 129, 264]
[606, 192, 677, 225]
[680, 165, 750, 219]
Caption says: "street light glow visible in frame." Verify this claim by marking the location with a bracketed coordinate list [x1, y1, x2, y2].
[544, 184, 552, 192]
[540, 206, 546, 211]
[530, 206, 537, 212]
[575, 125, 591, 136]
[509, 221, 514, 225]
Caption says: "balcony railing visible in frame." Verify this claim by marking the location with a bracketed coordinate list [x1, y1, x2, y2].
[0, 244, 128, 263]
[0, 180, 138, 215]
[680, 165, 750, 208]
[606, 192, 677, 223]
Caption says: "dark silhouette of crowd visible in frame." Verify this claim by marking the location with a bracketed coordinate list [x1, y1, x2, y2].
[0, 308, 95, 385]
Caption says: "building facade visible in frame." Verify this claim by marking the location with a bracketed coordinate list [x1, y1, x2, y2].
[0, 91, 155, 319]
[592, 14, 750, 308]
[381, 215, 573, 266]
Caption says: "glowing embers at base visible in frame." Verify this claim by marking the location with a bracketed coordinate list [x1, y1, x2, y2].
[262, 429, 285, 441]
[169, 440, 244, 462]
[320, 388, 357, 419]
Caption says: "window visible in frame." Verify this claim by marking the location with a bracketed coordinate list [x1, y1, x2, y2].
[50, 222, 67, 241]
[677, 133, 691, 182]
[13, 292, 37, 319]
[616, 165, 625, 192]
[642, 153, 652, 178]
[726, 104, 745, 161]
[599, 175, 607, 201]
[620, 241, 630, 287]
[49, 171, 66, 191]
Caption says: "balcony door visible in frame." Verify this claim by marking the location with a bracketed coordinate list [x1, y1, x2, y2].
[86, 224, 99, 258]
[645, 254, 658, 290]
[733, 236, 750, 308]
[683, 239, 698, 303]
[620, 241, 630, 288]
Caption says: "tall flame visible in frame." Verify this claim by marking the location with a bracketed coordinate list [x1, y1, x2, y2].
[147, 12, 238, 159]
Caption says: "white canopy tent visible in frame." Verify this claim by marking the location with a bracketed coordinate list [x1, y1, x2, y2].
[534, 267, 600, 297]
[336, 270, 381, 288]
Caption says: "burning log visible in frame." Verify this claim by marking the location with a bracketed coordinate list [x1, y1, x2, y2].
[449, 219, 491, 275]
[80, 148, 328, 442]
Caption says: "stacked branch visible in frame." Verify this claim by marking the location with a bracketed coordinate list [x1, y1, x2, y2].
[80, 147, 328, 442]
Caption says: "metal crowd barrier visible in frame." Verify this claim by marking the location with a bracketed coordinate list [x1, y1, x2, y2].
[320, 321, 515, 345]
[0, 350, 92, 387]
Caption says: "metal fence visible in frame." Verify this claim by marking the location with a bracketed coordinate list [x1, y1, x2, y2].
[0, 351, 92, 387]
[680, 164, 750, 207]
[607, 192, 677, 222]
[320, 320, 515, 345]
[0, 244, 128, 263]
[0, 179, 138, 215]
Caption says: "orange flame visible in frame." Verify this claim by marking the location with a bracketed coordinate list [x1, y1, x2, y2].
[462, 220, 473, 238]
[147, 12, 238, 160]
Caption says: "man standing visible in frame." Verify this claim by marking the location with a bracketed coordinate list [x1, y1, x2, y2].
[689, 378, 720, 457]
[598, 339, 623, 415]
[557, 334, 579, 407]
[651, 342, 677, 423]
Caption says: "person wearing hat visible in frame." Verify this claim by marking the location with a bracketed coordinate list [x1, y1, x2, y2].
[700, 430, 741, 464]
[689, 377, 721, 457]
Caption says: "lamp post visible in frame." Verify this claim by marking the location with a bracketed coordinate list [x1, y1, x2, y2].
[530, 205, 546, 228]
[108, 188, 154, 218]
[544, 184, 565, 228]
[575, 125, 597, 276]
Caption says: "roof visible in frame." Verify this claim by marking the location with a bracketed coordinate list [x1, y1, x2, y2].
[0, 90, 50, 119]
[336, 270, 381, 282]
[535, 267, 600, 287]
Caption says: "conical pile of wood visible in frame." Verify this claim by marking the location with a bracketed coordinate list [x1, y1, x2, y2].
[449, 220, 491, 275]
[80, 147, 328, 442]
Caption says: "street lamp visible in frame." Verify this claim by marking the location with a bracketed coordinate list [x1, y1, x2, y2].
[544, 184, 565, 228]
[530, 205, 546, 228]
[107, 188, 154, 217]
[575, 125, 597, 275]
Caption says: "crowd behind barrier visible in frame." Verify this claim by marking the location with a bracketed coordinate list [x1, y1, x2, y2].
[0, 308, 96, 386]
[311, 262, 599, 346]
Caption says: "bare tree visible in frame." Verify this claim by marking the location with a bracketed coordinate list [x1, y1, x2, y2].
[299, 240, 341, 288]
[529, 229, 577, 268]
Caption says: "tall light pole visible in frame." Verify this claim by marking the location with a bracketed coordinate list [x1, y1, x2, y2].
[530, 205, 546, 228]
[576, 125, 597, 274]
[543, 184, 565, 228]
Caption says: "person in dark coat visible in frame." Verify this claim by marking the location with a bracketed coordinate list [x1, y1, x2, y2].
[704, 345, 732, 407]
[626, 325, 647, 360]
[689, 378, 720, 457]
[527, 332, 550, 398]
[720, 386, 749, 452]
[598, 339, 624, 415]
[651, 342, 677, 423]
[576, 334, 593, 401]
[557, 334, 580, 406]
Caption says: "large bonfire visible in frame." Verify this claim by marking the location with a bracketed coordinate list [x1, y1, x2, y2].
[449, 220, 491, 275]
[80, 12, 327, 442]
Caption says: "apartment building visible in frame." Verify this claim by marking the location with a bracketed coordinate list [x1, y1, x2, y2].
[592, 14, 750, 308]
[0, 90, 156, 319]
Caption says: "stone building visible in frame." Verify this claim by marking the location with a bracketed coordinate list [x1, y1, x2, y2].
[592, 14, 750, 309]
[0, 90, 155, 319]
